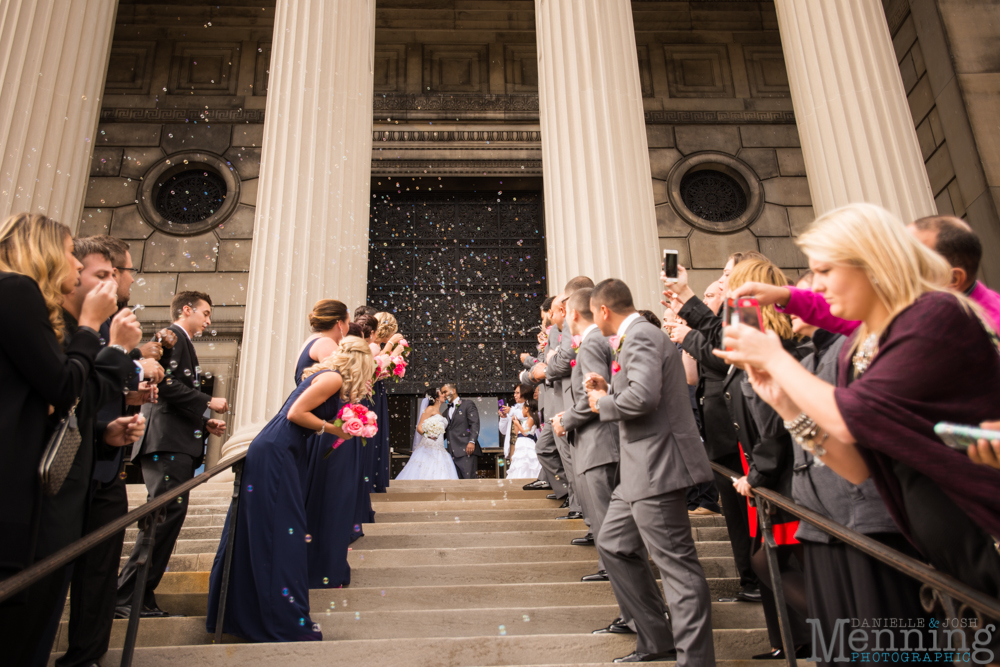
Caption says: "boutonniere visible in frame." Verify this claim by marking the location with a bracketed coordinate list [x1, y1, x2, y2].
[611, 361, 621, 375]
[571, 335, 582, 351]
[453, 397, 461, 407]
[570, 359, 577, 368]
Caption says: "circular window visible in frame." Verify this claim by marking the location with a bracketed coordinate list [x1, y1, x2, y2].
[680, 170, 748, 223]
[667, 153, 764, 234]
[154, 169, 228, 224]
[138, 151, 241, 236]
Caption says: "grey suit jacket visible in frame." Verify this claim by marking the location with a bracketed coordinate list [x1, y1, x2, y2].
[561, 327, 620, 473]
[543, 323, 573, 414]
[440, 399, 481, 459]
[597, 317, 713, 501]
[521, 324, 558, 420]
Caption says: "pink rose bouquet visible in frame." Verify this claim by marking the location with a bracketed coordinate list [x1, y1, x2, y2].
[323, 403, 378, 458]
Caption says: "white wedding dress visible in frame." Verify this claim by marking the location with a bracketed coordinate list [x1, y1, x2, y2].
[396, 415, 459, 480]
[506, 423, 541, 479]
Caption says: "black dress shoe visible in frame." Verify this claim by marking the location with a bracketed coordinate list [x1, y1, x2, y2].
[546, 493, 557, 500]
[571, 534, 595, 546]
[523, 481, 544, 490]
[559, 498, 569, 508]
[556, 511, 583, 520]
[736, 585, 762, 602]
[613, 650, 677, 662]
[592, 617, 635, 635]
[581, 570, 610, 582]
[116, 603, 184, 619]
[753, 645, 811, 660]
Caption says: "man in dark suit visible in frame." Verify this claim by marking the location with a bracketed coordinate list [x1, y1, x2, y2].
[585, 279, 715, 666]
[439, 383, 480, 479]
[116, 291, 227, 618]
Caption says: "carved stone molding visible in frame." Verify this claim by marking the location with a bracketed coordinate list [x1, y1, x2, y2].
[100, 108, 267, 123]
[373, 129, 541, 143]
[371, 159, 542, 175]
[374, 93, 540, 112]
[645, 110, 796, 124]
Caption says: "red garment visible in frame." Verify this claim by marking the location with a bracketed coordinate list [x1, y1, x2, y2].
[739, 444, 799, 545]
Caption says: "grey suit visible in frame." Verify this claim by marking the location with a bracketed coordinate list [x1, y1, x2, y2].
[596, 316, 715, 666]
[440, 399, 481, 479]
[522, 325, 569, 499]
[544, 323, 582, 516]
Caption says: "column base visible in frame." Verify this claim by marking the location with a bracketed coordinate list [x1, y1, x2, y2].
[212, 422, 265, 482]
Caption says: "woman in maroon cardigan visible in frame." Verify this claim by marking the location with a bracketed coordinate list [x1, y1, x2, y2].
[717, 203, 1000, 613]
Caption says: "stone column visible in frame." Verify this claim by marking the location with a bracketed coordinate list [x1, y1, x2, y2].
[774, 0, 936, 222]
[218, 0, 375, 465]
[0, 0, 118, 229]
[534, 0, 661, 308]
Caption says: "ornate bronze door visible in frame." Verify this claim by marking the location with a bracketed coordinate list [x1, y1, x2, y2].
[367, 191, 547, 395]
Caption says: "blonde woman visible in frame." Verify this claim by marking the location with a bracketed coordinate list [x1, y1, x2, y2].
[367, 311, 402, 492]
[718, 204, 1000, 617]
[0, 213, 124, 663]
[206, 337, 374, 643]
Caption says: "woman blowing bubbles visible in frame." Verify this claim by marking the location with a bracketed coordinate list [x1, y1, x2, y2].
[715, 203, 1000, 603]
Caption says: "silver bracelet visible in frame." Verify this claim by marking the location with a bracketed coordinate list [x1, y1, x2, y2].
[316, 420, 326, 435]
[108, 344, 128, 355]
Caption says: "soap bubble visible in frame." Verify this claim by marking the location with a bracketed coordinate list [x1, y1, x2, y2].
[282, 588, 289, 596]
[323, 577, 329, 585]
[305, 534, 312, 543]
[499, 625, 507, 636]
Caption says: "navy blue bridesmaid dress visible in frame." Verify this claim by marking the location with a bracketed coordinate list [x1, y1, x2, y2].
[371, 379, 391, 493]
[205, 369, 340, 642]
[294, 340, 362, 588]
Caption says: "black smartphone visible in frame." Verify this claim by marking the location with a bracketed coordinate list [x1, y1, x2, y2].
[663, 249, 678, 282]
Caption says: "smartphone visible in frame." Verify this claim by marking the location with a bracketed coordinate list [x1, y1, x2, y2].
[737, 298, 763, 332]
[498, 399, 505, 409]
[663, 249, 679, 282]
[934, 422, 1000, 451]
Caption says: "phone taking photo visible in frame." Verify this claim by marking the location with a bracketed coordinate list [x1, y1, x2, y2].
[663, 249, 679, 282]
[934, 422, 1000, 451]
[737, 298, 763, 332]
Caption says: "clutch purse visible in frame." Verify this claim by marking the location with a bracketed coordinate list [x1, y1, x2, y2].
[39, 398, 82, 496]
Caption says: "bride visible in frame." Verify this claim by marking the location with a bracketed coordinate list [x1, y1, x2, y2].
[396, 389, 458, 480]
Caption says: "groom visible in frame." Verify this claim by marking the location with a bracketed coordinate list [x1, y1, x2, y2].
[439, 383, 481, 479]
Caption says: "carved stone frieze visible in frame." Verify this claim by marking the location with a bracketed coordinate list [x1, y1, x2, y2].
[373, 130, 541, 143]
[371, 160, 542, 175]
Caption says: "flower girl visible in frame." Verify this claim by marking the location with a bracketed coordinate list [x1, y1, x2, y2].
[506, 399, 541, 479]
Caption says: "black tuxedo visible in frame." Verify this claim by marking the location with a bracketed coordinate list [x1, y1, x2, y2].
[440, 399, 481, 479]
[118, 323, 210, 612]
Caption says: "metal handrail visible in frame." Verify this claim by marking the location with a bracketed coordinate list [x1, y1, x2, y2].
[0, 452, 247, 666]
[712, 462, 1000, 667]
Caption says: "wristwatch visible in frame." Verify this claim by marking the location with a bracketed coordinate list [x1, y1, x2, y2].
[109, 344, 128, 355]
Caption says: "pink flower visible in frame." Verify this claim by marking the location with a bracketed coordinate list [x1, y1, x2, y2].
[361, 424, 378, 439]
[342, 417, 365, 436]
[391, 356, 404, 366]
[571, 335, 582, 349]
[612, 361, 621, 375]
[399, 339, 408, 347]
[376, 354, 390, 371]
[570, 359, 577, 368]
[608, 336, 620, 350]
[393, 363, 406, 377]
[340, 407, 356, 421]
[365, 412, 377, 425]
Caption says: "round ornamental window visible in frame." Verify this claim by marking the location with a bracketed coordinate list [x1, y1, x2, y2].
[667, 153, 764, 234]
[680, 170, 748, 223]
[154, 168, 228, 224]
[137, 151, 241, 236]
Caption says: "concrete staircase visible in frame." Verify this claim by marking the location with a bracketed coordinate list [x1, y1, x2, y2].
[50, 478, 770, 666]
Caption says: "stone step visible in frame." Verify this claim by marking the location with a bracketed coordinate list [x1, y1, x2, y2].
[122, 526, 731, 548]
[372, 499, 563, 510]
[50, 632, 771, 666]
[53, 603, 766, 652]
[149, 579, 746, 617]
[126, 489, 556, 507]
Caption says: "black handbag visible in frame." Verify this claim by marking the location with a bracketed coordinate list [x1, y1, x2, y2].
[38, 398, 82, 496]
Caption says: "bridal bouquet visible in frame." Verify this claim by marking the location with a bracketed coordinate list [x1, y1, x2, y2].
[422, 414, 447, 439]
[323, 403, 378, 458]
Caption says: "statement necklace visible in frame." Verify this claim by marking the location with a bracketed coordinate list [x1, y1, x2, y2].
[852, 333, 879, 378]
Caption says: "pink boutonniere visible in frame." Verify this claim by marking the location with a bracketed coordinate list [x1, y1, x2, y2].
[611, 361, 621, 375]
[571, 335, 582, 351]
[608, 336, 619, 351]
[570, 359, 577, 368]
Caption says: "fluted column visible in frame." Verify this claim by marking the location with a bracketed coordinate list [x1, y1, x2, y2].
[535, 0, 661, 309]
[774, 0, 936, 222]
[218, 0, 375, 465]
[0, 0, 118, 229]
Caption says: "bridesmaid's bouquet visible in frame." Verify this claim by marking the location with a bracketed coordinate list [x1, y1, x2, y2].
[324, 403, 378, 458]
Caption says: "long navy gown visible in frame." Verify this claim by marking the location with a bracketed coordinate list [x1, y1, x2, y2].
[295, 341, 362, 588]
[205, 370, 340, 642]
[371, 379, 392, 492]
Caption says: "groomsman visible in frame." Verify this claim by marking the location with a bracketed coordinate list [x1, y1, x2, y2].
[586, 279, 715, 665]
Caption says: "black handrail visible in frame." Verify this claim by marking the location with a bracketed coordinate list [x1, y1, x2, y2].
[0, 451, 247, 667]
[711, 462, 1000, 667]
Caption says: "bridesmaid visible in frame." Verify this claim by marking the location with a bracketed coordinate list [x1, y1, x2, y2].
[350, 316, 379, 535]
[295, 300, 362, 588]
[206, 337, 374, 642]
[370, 312, 402, 493]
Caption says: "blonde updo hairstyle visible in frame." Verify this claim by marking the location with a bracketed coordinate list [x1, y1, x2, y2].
[796, 203, 954, 353]
[300, 336, 376, 403]
[727, 258, 796, 340]
[0, 213, 75, 342]
[308, 299, 349, 332]
[373, 311, 398, 343]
